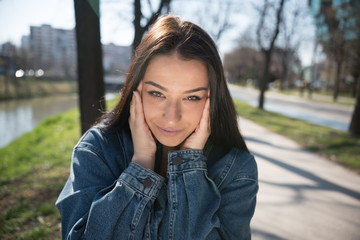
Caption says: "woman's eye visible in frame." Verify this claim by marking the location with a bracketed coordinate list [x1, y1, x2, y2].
[185, 96, 201, 101]
[148, 91, 165, 98]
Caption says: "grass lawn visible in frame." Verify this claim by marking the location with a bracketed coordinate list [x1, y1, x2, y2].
[234, 99, 360, 172]
[0, 108, 80, 239]
[0, 98, 118, 239]
[0, 97, 358, 239]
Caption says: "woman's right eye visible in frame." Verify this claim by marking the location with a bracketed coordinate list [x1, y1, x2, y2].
[148, 91, 165, 98]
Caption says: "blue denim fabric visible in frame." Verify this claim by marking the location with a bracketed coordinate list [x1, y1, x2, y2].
[56, 127, 258, 239]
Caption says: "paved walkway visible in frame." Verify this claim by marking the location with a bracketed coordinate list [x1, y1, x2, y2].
[229, 84, 354, 132]
[237, 117, 360, 240]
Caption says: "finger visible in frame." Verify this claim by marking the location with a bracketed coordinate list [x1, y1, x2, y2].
[200, 98, 210, 129]
[133, 90, 143, 121]
[137, 80, 143, 94]
[130, 92, 136, 120]
[129, 94, 139, 132]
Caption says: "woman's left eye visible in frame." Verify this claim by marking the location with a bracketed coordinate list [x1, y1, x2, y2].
[185, 96, 201, 101]
[148, 91, 165, 98]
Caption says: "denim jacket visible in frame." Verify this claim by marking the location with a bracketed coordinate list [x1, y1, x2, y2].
[56, 127, 258, 240]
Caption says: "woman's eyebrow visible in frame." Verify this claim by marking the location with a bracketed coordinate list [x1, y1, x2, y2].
[184, 87, 208, 93]
[144, 81, 167, 91]
[144, 81, 208, 93]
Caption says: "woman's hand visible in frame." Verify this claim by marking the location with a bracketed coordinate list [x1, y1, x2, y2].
[129, 83, 157, 170]
[180, 97, 210, 150]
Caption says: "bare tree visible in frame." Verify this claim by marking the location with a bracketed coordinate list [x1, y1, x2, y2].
[317, 2, 352, 101]
[193, 0, 234, 44]
[347, 1, 360, 136]
[132, 0, 171, 53]
[224, 46, 263, 85]
[74, 0, 105, 134]
[278, 1, 304, 90]
[256, 0, 286, 109]
[349, 82, 360, 136]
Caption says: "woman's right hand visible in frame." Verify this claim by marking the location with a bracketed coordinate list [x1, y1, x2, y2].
[129, 83, 157, 170]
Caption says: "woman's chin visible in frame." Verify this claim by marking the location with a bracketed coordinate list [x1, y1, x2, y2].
[154, 135, 184, 148]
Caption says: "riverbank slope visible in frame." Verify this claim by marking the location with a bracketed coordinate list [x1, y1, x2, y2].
[0, 76, 77, 100]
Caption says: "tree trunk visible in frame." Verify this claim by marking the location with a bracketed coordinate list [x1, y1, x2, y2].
[280, 62, 288, 90]
[256, 0, 285, 109]
[131, 0, 171, 54]
[352, 74, 359, 98]
[333, 60, 342, 102]
[133, 0, 145, 54]
[259, 51, 271, 109]
[74, 0, 105, 134]
[349, 81, 360, 137]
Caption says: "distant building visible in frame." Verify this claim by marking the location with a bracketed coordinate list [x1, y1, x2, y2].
[102, 43, 131, 75]
[1, 24, 132, 79]
[0, 42, 19, 76]
[1, 42, 17, 57]
[28, 24, 77, 78]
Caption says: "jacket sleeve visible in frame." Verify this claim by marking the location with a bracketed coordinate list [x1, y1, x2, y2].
[55, 144, 165, 240]
[167, 149, 258, 240]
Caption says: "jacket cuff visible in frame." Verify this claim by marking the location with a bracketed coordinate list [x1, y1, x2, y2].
[119, 162, 165, 199]
[167, 149, 207, 173]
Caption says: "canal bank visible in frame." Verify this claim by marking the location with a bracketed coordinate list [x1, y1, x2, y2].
[0, 92, 118, 148]
[0, 77, 77, 100]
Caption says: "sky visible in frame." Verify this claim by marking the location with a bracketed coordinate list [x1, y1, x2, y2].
[0, 0, 316, 66]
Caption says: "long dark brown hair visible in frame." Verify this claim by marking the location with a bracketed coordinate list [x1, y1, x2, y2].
[96, 15, 248, 152]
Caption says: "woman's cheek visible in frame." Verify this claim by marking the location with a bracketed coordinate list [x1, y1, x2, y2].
[142, 96, 157, 123]
[183, 102, 205, 126]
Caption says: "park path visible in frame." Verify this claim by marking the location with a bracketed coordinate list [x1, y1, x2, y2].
[229, 84, 354, 132]
[237, 117, 360, 240]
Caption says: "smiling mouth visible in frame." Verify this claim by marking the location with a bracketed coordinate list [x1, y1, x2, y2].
[156, 126, 183, 137]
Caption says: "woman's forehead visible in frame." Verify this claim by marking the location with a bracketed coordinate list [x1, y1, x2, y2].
[143, 54, 209, 89]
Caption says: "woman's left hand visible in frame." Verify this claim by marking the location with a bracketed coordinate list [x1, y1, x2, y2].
[180, 97, 210, 150]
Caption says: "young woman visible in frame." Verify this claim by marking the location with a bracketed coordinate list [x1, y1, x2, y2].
[56, 15, 258, 239]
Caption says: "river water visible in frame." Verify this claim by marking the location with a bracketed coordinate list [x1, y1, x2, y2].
[0, 93, 117, 148]
[0, 95, 78, 148]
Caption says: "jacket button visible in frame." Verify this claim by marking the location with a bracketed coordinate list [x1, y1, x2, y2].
[143, 178, 153, 188]
[173, 156, 184, 165]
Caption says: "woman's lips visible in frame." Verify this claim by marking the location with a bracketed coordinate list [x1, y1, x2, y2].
[156, 126, 183, 137]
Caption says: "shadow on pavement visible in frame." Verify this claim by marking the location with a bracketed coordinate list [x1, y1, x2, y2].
[252, 228, 287, 240]
[252, 151, 360, 201]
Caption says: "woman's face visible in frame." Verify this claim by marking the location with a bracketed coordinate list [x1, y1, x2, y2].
[141, 53, 209, 147]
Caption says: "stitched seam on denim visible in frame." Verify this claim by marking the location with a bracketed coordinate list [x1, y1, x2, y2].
[130, 197, 149, 232]
[231, 155, 257, 182]
[216, 149, 237, 188]
[170, 168, 207, 174]
[116, 130, 127, 168]
[120, 180, 156, 199]
[74, 146, 108, 168]
[169, 174, 177, 240]
[232, 176, 258, 182]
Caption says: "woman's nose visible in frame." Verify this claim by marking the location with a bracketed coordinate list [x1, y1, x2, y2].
[162, 100, 181, 123]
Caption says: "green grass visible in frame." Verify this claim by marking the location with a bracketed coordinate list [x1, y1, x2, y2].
[0, 108, 80, 239]
[234, 99, 360, 172]
[0, 97, 119, 239]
